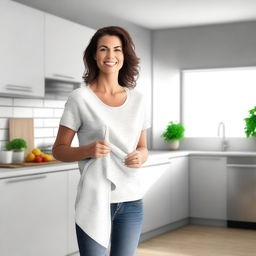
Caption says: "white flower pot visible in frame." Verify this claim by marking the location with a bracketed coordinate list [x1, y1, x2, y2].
[169, 140, 180, 150]
[0, 150, 13, 164]
[12, 151, 25, 163]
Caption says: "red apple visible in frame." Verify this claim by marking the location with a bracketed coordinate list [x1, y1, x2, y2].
[34, 156, 43, 163]
[42, 156, 49, 162]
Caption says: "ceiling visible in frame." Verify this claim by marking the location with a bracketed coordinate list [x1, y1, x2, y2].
[13, 0, 256, 29]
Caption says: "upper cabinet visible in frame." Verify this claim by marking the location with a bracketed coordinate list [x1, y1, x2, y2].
[45, 14, 95, 83]
[0, 0, 44, 98]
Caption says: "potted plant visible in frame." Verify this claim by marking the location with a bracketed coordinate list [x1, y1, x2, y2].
[244, 106, 256, 138]
[6, 138, 27, 163]
[162, 121, 185, 150]
[0, 146, 13, 164]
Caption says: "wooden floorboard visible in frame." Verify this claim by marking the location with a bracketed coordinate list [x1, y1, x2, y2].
[136, 225, 256, 256]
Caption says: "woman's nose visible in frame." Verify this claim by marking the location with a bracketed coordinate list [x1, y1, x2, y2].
[106, 49, 115, 58]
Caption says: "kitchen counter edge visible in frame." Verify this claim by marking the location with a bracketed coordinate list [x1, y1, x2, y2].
[1, 150, 256, 179]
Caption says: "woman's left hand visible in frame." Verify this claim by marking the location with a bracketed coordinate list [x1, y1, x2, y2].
[124, 150, 142, 168]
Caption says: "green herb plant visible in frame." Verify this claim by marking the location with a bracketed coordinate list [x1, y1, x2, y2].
[244, 106, 256, 138]
[6, 138, 27, 152]
[162, 121, 185, 142]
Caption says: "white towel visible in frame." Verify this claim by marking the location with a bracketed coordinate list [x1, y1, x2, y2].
[74, 125, 140, 248]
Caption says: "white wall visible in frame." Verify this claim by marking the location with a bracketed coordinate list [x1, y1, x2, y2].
[153, 21, 256, 150]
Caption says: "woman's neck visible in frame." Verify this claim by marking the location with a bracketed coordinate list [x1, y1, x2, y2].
[92, 73, 123, 93]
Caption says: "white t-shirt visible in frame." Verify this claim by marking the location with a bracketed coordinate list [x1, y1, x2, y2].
[60, 84, 151, 203]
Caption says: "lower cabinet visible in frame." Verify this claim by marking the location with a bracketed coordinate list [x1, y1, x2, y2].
[67, 169, 81, 255]
[140, 157, 189, 233]
[189, 156, 227, 220]
[0, 171, 67, 256]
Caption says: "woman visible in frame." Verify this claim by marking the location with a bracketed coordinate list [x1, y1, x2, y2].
[53, 26, 151, 256]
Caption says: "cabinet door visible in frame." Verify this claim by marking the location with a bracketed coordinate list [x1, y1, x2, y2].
[45, 14, 95, 82]
[189, 156, 227, 220]
[0, 172, 67, 256]
[67, 169, 81, 255]
[140, 161, 173, 233]
[0, 0, 44, 97]
[169, 157, 189, 222]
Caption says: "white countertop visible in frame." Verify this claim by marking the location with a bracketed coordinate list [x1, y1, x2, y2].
[0, 150, 256, 179]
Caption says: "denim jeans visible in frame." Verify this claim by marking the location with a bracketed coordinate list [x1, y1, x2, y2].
[75, 199, 144, 256]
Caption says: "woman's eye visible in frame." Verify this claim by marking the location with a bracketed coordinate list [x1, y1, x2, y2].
[99, 48, 106, 51]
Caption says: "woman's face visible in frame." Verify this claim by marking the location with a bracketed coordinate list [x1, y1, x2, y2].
[94, 35, 124, 75]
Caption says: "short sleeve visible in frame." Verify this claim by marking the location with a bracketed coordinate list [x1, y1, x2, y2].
[142, 98, 151, 130]
[59, 97, 81, 132]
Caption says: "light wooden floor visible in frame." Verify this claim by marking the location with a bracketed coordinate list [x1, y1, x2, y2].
[136, 225, 256, 256]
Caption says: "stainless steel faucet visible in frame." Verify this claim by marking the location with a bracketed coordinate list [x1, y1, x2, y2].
[218, 122, 228, 151]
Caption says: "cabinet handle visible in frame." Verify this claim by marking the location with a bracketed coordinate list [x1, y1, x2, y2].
[190, 156, 223, 160]
[52, 73, 75, 80]
[227, 164, 256, 168]
[5, 175, 47, 183]
[6, 84, 32, 92]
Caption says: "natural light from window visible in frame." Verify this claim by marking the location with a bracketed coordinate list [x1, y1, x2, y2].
[182, 67, 256, 137]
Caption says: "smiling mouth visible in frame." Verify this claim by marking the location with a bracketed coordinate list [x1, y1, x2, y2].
[104, 62, 117, 67]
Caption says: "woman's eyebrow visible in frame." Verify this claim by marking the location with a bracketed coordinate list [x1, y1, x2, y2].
[98, 45, 122, 48]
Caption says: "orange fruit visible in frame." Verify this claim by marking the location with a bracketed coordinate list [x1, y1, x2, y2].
[26, 153, 35, 162]
[32, 148, 42, 156]
[43, 154, 53, 161]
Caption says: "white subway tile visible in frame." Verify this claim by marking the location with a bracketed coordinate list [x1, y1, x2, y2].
[33, 108, 54, 118]
[0, 118, 8, 129]
[13, 98, 43, 107]
[0, 107, 13, 117]
[34, 119, 44, 127]
[0, 97, 13, 106]
[0, 129, 8, 140]
[34, 128, 54, 138]
[13, 107, 33, 117]
[44, 99, 66, 108]
[54, 108, 64, 118]
[44, 118, 60, 127]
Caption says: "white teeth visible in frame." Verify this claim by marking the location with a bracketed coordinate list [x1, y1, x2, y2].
[104, 62, 116, 66]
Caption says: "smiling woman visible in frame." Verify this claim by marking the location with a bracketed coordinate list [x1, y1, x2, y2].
[83, 26, 140, 88]
[52, 26, 151, 256]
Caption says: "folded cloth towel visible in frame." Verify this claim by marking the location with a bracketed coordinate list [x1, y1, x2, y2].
[75, 125, 140, 248]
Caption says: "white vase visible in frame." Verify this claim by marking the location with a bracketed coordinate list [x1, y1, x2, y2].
[169, 140, 180, 150]
[12, 151, 25, 163]
[0, 150, 13, 164]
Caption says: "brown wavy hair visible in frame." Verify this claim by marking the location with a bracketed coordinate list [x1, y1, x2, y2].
[83, 26, 140, 88]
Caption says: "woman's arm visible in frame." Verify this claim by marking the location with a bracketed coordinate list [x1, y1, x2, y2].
[52, 125, 110, 162]
[124, 130, 149, 168]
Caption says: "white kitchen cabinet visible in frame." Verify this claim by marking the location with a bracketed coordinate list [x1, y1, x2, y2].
[0, 0, 44, 98]
[169, 156, 189, 222]
[0, 171, 67, 256]
[189, 156, 227, 220]
[45, 13, 95, 83]
[140, 156, 188, 233]
[67, 169, 80, 255]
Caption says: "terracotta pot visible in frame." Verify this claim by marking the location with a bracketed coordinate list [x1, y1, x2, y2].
[169, 140, 180, 150]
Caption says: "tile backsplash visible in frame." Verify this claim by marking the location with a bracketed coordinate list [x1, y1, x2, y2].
[0, 96, 78, 151]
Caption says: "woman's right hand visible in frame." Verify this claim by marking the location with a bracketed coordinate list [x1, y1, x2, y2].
[88, 140, 111, 158]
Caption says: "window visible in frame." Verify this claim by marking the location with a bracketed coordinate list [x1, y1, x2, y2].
[182, 67, 256, 137]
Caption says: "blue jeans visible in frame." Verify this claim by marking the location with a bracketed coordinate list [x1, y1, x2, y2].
[75, 199, 144, 256]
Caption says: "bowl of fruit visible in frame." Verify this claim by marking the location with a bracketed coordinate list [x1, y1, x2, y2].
[25, 148, 53, 163]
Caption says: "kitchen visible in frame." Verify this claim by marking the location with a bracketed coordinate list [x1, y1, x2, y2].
[0, 0, 256, 255]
